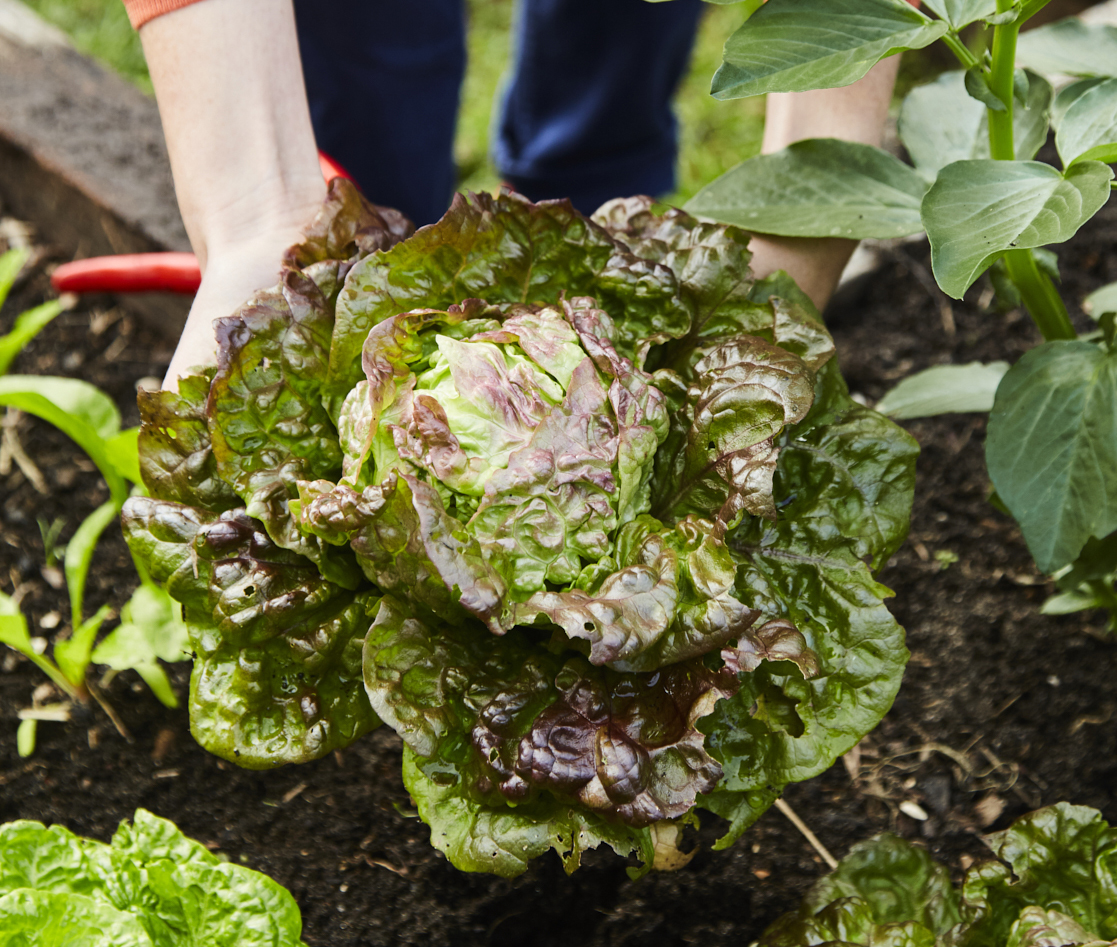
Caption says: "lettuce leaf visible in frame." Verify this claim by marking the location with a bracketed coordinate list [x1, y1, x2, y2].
[329, 190, 690, 407]
[121, 497, 379, 767]
[754, 804, 1117, 947]
[0, 810, 307, 947]
[961, 803, 1117, 945]
[363, 596, 737, 827]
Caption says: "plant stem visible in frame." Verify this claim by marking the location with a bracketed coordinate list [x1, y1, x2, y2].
[986, 2, 1077, 342]
[1003, 250, 1076, 340]
[987, 1, 1019, 160]
[941, 31, 979, 71]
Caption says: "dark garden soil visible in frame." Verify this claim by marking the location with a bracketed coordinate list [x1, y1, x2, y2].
[1, 194, 1115, 947]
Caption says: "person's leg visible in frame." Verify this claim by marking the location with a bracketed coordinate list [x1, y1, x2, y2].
[495, 0, 703, 215]
[293, 0, 466, 226]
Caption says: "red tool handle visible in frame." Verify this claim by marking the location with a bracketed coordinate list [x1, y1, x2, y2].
[52, 252, 202, 295]
[52, 150, 353, 296]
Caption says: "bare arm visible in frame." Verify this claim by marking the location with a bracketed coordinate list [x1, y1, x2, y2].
[139, 0, 325, 387]
[748, 56, 902, 311]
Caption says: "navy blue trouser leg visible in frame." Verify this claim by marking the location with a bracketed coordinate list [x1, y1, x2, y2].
[293, 0, 466, 227]
[495, 0, 704, 214]
[293, 0, 702, 224]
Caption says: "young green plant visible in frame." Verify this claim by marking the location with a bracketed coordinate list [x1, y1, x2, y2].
[0, 265, 189, 752]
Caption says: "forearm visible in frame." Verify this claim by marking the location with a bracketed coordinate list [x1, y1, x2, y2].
[140, 0, 325, 383]
[749, 51, 902, 310]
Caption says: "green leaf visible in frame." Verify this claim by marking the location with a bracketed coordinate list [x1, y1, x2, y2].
[876, 361, 1010, 418]
[805, 834, 962, 934]
[364, 596, 735, 825]
[0, 375, 119, 440]
[0, 376, 126, 504]
[0, 890, 153, 947]
[64, 500, 118, 628]
[961, 803, 1117, 944]
[54, 605, 111, 689]
[705, 399, 913, 790]
[775, 401, 920, 569]
[922, 159, 1114, 299]
[1085, 281, 1117, 320]
[921, 0, 996, 28]
[0, 820, 111, 896]
[0, 300, 64, 376]
[710, 0, 948, 99]
[697, 786, 781, 850]
[207, 266, 362, 589]
[402, 745, 649, 878]
[0, 592, 31, 652]
[0, 247, 30, 311]
[136, 370, 240, 513]
[1055, 77, 1117, 167]
[332, 190, 688, 405]
[900, 71, 1052, 181]
[106, 428, 142, 485]
[593, 197, 835, 376]
[965, 66, 1007, 112]
[1005, 908, 1102, 947]
[120, 497, 380, 767]
[1017, 18, 1117, 79]
[686, 139, 929, 240]
[16, 719, 36, 758]
[0, 811, 309, 947]
[986, 340, 1117, 573]
[92, 585, 191, 709]
[650, 336, 816, 525]
[0, 592, 78, 698]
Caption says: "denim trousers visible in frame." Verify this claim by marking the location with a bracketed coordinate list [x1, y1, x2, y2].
[292, 0, 703, 225]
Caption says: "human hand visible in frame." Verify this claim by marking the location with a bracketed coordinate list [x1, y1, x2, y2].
[139, 0, 325, 390]
[162, 225, 313, 388]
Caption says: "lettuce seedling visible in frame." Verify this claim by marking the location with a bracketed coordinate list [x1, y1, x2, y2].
[0, 808, 307, 946]
[755, 802, 1117, 947]
[123, 180, 918, 875]
[678, 0, 1117, 627]
[0, 261, 189, 752]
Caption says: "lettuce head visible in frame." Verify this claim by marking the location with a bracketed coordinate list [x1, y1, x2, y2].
[122, 180, 918, 877]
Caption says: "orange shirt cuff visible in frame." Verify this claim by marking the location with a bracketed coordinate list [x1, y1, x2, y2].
[123, 0, 210, 30]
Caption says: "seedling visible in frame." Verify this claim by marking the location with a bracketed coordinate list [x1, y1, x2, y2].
[0, 267, 189, 753]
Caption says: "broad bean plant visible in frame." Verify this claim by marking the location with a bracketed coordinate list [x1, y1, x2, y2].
[673, 0, 1117, 624]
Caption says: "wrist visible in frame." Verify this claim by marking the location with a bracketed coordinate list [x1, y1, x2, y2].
[190, 178, 326, 271]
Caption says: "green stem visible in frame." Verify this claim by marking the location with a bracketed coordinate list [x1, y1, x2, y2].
[1003, 251, 1077, 340]
[25, 652, 82, 701]
[986, 3, 1077, 342]
[941, 31, 979, 71]
[987, 2, 1019, 161]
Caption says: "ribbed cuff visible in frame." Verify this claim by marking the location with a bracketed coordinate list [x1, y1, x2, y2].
[123, 0, 210, 29]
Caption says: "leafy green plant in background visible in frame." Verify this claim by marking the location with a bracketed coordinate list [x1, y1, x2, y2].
[0, 250, 189, 754]
[0, 808, 307, 946]
[674, 0, 1117, 627]
[122, 178, 918, 877]
[753, 801, 1117, 947]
